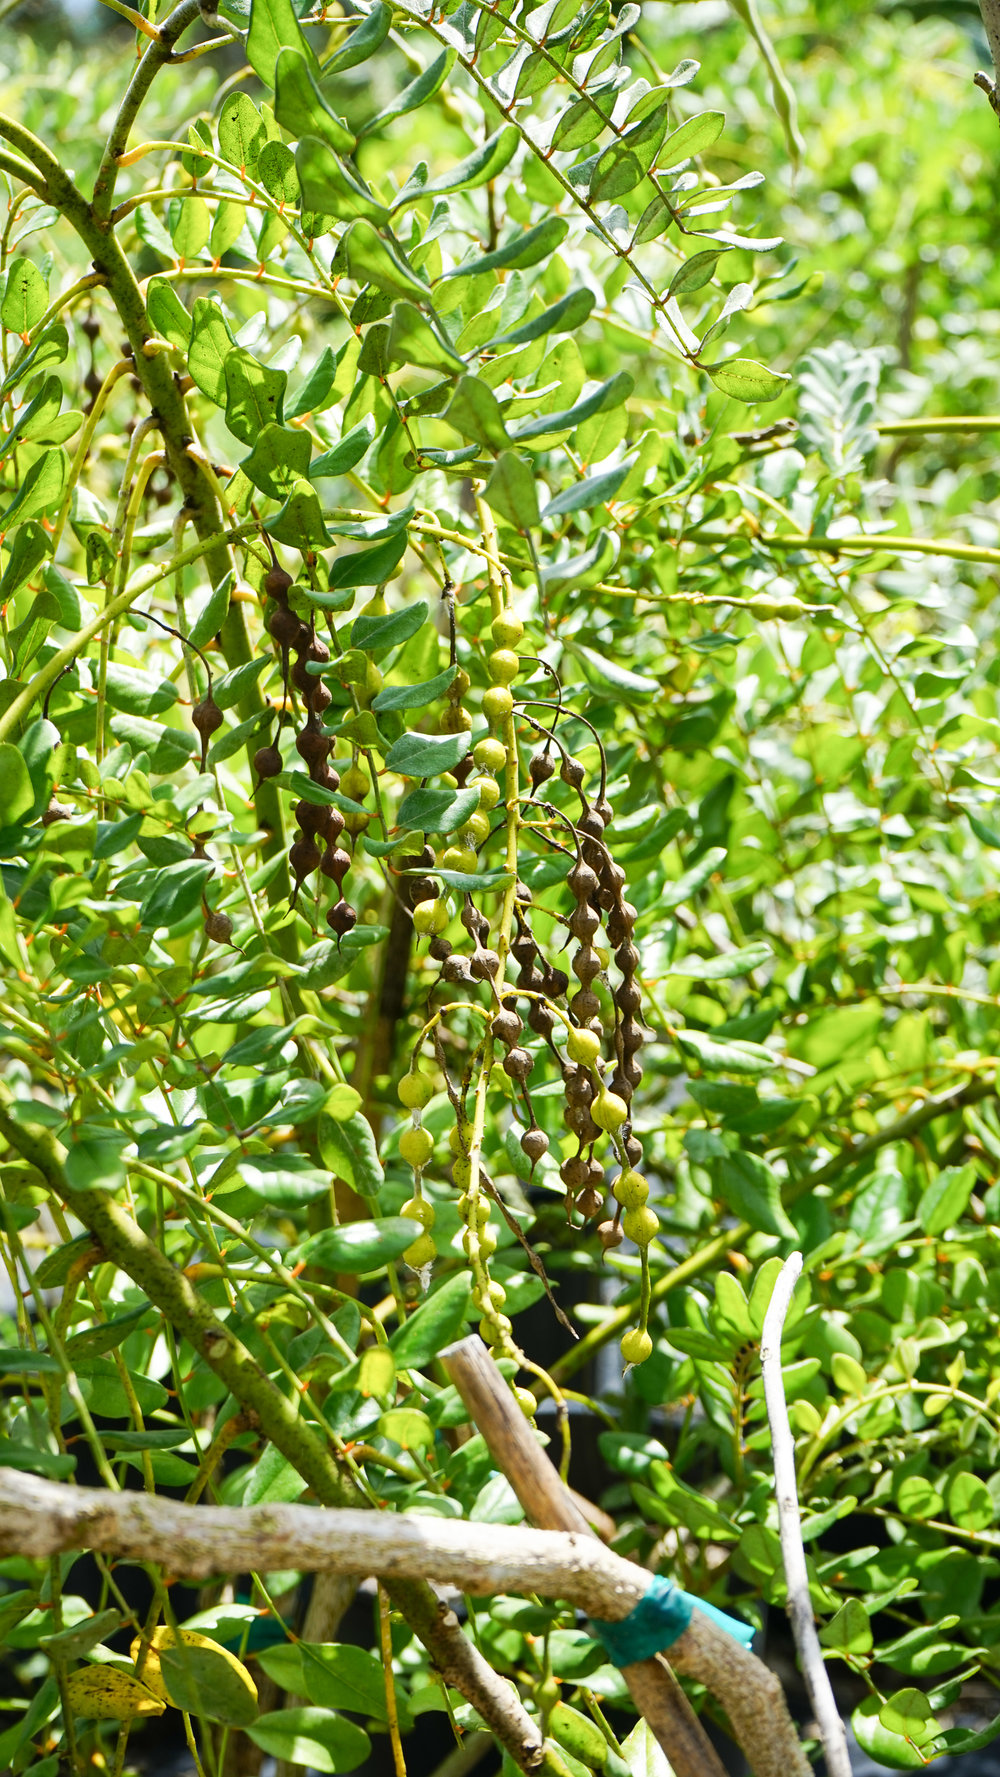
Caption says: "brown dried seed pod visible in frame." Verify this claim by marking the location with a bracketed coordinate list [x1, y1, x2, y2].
[408, 878, 436, 907]
[576, 808, 604, 841]
[617, 980, 642, 1017]
[607, 903, 638, 947]
[569, 903, 601, 943]
[571, 988, 601, 1023]
[325, 806, 346, 843]
[572, 947, 601, 987]
[307, 637, 331, 666]
[564, 1066, 595, 1108]
[599, 1219, 624, 1251]
[615, 942, 641, 973]
[621, 1019, 645, 1057]
[609, 1070, 632, 1103]
[327, 900, 357, 936]
[320, 845, 352, 886]
[296, 726, 331, 769]
[191, 697, 223, 740]
[529, 750, 555, 787]
[527, 1000, 557, 1038]
[268, 604, 304, 648]
[41, 802, 74, 826]
[623, 1057, 643, 1089]
[493, 1008, 523, 1047]
[541, 965, 569, 998]
[568, 860, 599, 898]
[577, 1185, 605, 1220]
[560, 1155, 589, 1191]
[309, 682, 332, 715]
[594, 796, 614, 828]
[441, 954, 474, 984]
[470, 947, 500, 981]
[204, 910, 233, 944]
[429, 936, 453, 961]
[295, 799, 329, 837]
[521, 1127, 549, 1165]
[461, 901, 490, 943]
[291, 657, 314, 694]
[503, 1046, 534, 1082]
[253, 743, 283, 780]
[516, 880, 532, 903]
[511, 931, 538, 969]
[624, 1134, 643, 1167]
[560, 756, 586, 790]
[265, 564, 294, 602]
[565, 1104, 600, 1142]
[290, 837, 321, 882]
[81, 313, 101, 341]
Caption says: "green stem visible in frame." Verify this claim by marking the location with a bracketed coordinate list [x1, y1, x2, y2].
[875, 415, 1000, 434]
[688, 528, 1000, 567]
[91, 0, 203, 223]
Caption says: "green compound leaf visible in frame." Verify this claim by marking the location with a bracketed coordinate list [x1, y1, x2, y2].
[384, 730, 471, 777]
[483, 450, 540, 529]
[392, 124, 518, 209]
[352, 599, 427, 650]
[0, 450, 66, 530]
[362, 47, 454, 135]
[512, 370, 633, 442]
[247, 1707, 371, 1774]
[0, 323, 67, 400]
[388, 301, 465, 373]
[444, 217, 569, 281]
[668, 247, 732, 297]
[318, 1109, 384, 1196]
[917, 1164, 975, 1237]
[289, 1218, 422, 1273]
[188, 299, 237, 404]
[275, 48, 355, 154]
[661, 109, 726, 165]
[705, 357, 790, 402]
[328, 530, 408, 591]
[266, 478, 333, 550]
[372, 665, 458, 714]
[146, 276, 192, 351]
[295, 139, 390, 225]
[0, 521, 50, 601]
[240, 423, 311, 497]
[389, 1271, 473, 1370]
[310, 417, 377, 478]
[217, 92, 267, 176]
[321, 2, 392, 74]
[446, 376, 511, 450]
[484, 286, 595, 350]
[1, 258, 48, 335]
[247, 0, 317, 84]
[224, 347, 287, 446]
[396, 784, 480, 830]
[0, 743, 35, 830]
[333, 221, 430, 299]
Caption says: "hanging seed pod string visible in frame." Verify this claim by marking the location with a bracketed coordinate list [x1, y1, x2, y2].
[519, 699, 610, 809]
[134, 608, 221, 771]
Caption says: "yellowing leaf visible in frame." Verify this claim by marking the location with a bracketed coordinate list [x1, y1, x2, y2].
[131, 1628, 258, 1726]
[65, 1666, 165, 1721]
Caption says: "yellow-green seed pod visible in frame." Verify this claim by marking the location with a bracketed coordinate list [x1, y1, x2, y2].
[514, 1386, 537, 1417]
[477, 777, 501, 811]
[401, 1196, 435, 1228]
[622, 1205, 658, 1246]
[473, 737, 507, 773]
[442, 844, 477, 874]
[482, 685, 514, 726]
[491, 608, 524, 648]
[404, 1232, 437, 1268]
[613, 1169, 649, 1210]
[488, 648, 520, 686]
[621, 1327, 653, 1366]
[460, 812, 491, 847]
[452, 1155, 473, 1190]
[399, 1125, 434, 1168]
[567, 1026, 601, 1066]
[591, 1088, 628, 1132]
[413, 898, 449, 935]
[398, 1072, 434, 1110]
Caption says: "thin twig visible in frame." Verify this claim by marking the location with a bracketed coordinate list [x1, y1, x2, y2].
[761, 1254, 851, 1777]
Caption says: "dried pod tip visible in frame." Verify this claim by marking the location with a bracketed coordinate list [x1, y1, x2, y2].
[529, 750, 555, 786]
[320, 846, 352, 886]
[560, 756, 586, 790]
[204, 910, 233, 944]
[191, 697, 223, 738]
[253, 744, 283, 780]
[577, 1185, 605, 1220]
[567, 860, 599, 898]
[327, 900, 357, 937]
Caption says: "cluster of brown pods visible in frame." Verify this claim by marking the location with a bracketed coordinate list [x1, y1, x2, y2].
[253, 562, 357, 937]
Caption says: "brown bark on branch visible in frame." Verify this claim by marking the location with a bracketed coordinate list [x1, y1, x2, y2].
[442, 1337, 810, 1777]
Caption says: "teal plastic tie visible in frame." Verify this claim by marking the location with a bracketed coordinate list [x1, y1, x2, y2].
[591, 1575, 755, 1667]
